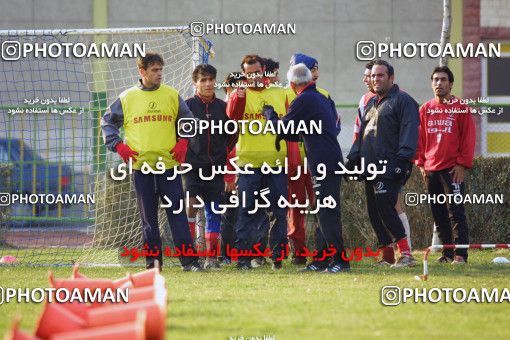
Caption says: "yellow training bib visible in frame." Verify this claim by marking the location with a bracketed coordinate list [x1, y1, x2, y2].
[120, 84, 180, 170]
[236, 87, 288, 168]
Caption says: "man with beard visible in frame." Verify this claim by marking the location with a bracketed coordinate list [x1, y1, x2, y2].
[354, 61, 413, 265]
[347, 59, 419, 268]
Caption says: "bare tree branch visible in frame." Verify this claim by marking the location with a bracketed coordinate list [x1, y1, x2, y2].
[440, 0, 452, 66]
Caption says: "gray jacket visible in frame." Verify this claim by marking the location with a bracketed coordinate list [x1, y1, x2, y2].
[347, 84, 419, 179]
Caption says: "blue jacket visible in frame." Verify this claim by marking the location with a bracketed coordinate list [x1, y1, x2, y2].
[270, 83, 343, 175]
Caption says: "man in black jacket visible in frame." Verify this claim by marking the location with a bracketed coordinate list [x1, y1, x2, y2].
[347, 59, 419, 268]
[184, 64, 235, 269]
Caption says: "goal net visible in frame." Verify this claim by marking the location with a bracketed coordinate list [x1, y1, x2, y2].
[0, 26, 212, 266]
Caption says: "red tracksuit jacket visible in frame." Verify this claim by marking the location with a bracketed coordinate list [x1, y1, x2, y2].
[415, 96, 476, 171]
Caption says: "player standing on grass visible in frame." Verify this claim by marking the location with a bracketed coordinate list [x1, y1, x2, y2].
[265, 63, 350, 273]
[101, 52, 202, 272]
[354, 61, 413, 264]
[346, 59, 419, 268]
[284, 53, 338, 266]
[227, 54, 289, 270]
[184, 64, 235, 269]
[415, 66, 475, 264]
[219, 71, 245, 264]
[249, 57, 281, 268]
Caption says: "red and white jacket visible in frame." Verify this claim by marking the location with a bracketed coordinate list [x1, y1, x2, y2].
[415, 96, 476, 171]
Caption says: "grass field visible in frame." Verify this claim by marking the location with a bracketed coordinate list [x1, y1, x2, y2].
[1, 250, 509, 340]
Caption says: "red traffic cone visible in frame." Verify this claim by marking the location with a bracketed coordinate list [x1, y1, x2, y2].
[50, 311, 146, 340]
[5, 315, 40, 340]
[71, 263, 88, 279]
[123, 283, 167, 308]
[131, 268, 159, 288]
[123, 285, 155, 303]
[35, 303, 85, 338]
[113, 273, 134, 289]
[49, 271, 115, 292]
[87, 300, 165, 340]
[54, 300, 89, 319]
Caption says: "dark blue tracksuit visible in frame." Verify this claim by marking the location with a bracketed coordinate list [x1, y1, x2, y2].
[133, 169, 196, 268]
[268, 82, 347, 265]
[101, 80, 198, 269]
[235, 170, 288, 265]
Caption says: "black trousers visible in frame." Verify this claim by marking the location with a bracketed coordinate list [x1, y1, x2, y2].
[220, 191, 238, 259]
[364, 178, 406, 247]
[133, 169, 197, 268]
[313, 174, 346, 264]
[427, 169, 469, 259]
[235, 171, 288, 264]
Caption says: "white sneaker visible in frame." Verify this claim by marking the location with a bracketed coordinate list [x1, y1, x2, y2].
[451, 256, 467, 265]
[390, 255, 416, 268]
[204, 258, 221, 270]
[250, 257, 266, 268]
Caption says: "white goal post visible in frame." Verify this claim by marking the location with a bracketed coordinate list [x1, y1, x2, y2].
[0, 26, 213, 266]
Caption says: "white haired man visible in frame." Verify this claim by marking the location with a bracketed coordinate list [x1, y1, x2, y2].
[264, 63, 349, 273]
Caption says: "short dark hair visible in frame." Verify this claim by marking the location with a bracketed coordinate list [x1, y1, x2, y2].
[263, 58, 279, 73]
[137, 52, 164, 70]
[372, 59, 394, 76]
[430, 66, 454, 83]
[240, 54, 264, 71]
[192, 64, 217, 82]
[365, 60, 375, 70]
[223, 71, 246, 94]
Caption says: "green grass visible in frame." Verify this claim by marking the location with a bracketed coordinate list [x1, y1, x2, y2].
[1, 250, 509, 339]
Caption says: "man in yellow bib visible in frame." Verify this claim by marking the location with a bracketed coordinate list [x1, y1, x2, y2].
[101, 52, 202, 272]
[227, 54, 289, 270]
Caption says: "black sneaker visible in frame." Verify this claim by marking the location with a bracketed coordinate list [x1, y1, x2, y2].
[324, 261, 351, 273]
[272, 261, 282, 271]
[290, 257, 307, 265]
[298, 261, 328, 272]
[236, 262, 252, 270]
[182, 262, 204, 272]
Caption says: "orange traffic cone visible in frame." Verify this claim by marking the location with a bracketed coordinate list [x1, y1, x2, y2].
[50, 311, 146, 340]
[71, 263, 88, 279]
[130, 268, 159, 287]
[113, 273, 134, 289]
[54, 300, 89, 319]
[123, 283, 166, 307]
[35, 303, 85, 339]
[87, 300, 165, 340]
[87, 275, 132, 309]
[5, 316, 40, 340]
[49, 271, 115, 292]
[123, 285, 155, 303]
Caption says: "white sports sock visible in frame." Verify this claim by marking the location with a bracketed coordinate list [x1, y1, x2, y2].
[431, 223, 442, 253]
[399, 213, 412, 251]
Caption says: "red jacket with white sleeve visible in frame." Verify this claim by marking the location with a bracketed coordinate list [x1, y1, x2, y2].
[415, 96, 476, 171]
